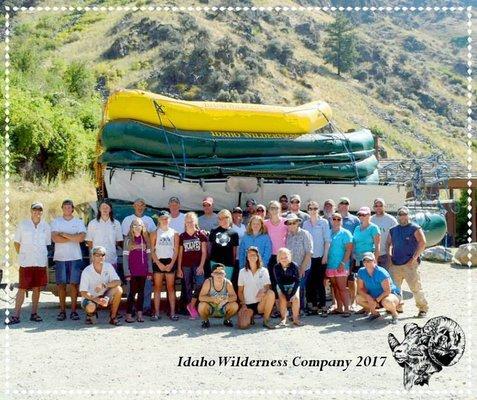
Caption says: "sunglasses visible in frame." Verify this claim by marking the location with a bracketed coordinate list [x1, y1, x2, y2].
[308, 207, 319, 211]
[290, 200, 300, 204]
[269, 206, 279, 210]
[339, 202, 349, 205]
[203, 203, 212, 207]
[280, 199, 288, 203]
[332, 218, 342, 221]
[257, 209, 265, 213]
[398, 213, 408, 216]
[94, 253, 106, 257]
[287, 221, 299, 225]
[358, 214, 368, 217]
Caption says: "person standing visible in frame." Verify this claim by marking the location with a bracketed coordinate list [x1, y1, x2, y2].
[387, 206, 428, 318]
[279, 194, 289, 213]
[322, 199, 336, 226]
[326, 213, 352, 317]
[150, 211, 179, 320]
[209, 209, 239, 282]
[121, 197, 156, 316]
[242, 198, 257, 226]
[167, 196, 185, 234]
[370, 198, 397, 268]
[178, 212, 208, 320]
[284, 213, 313, 312]
[7, 203, 51, 325]
[85, 200, 123, 270]
[123, 218, 153, 323]
[337, 197, 360, 234]
[120, 198, 156, 236]
[51, 199, 86, 321]
[79, 246, 123, 326]
[303, 201, 331, 315]
[198, 196, 219, 232]
[231, 207, 246, 267]
[283, 194, 309, 226]
[239, 215, 272, 270]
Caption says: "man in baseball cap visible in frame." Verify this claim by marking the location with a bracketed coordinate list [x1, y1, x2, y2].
[370, 197, 397, 268]
[167, 196, 185, 234]
[199, 196, 219, 232]
[284, 194, 310, 227]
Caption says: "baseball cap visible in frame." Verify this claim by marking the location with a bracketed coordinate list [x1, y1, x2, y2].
[324, 199, 335, 206]
[256, 204, 266, 211]
[232, 207, 243, 214]
[284, 213, 302, 224]
[362, 252, 375, 261]
[133, 197, 146, 205]
[31, 202, 44, 210]
[211, 265, 226, 276]
[168, 196, 180, 204]
[357, 206, 371, 216]
[202, 196, 214, 205]
[373, 198, 386, 206]
[290, 194, 301, 202]
[61, 199, 74, 207]
[157, 210, 171, 219]
[397, 206, 409, 215]
[246, 199, 256, 207]
[338, 197, 350, 205]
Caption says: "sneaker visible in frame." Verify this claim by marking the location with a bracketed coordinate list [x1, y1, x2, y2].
[150, 314, 161, 321]
[201, 320, 210, 329]
[263, 320, 276, 330]
[85, 314, 96, 325]
[390, 316, 398, 325]
[366, 313, 381, 321]
[271, 310, 281, 319]
[70, 311, 80, 321]
[223, 319, 233, 327]
[417, 311, 427, 318]
[276, 319, 288, 328]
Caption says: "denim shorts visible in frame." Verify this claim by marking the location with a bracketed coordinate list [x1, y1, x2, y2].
[55, 259, 84, 284]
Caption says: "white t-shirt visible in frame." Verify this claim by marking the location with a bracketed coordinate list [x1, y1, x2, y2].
[169, 213, 185, 234]
[121, 214, 157, 236]
[85, 218, 123, 264]
[155, 227, 176, 259]
[51, 216, 86, 261]
[14, 219, 51, 267]
[79, 262, 120, 297]
[231, 223, 246, 260]
[370, 213, 398, 255]
[238, 267, 271, 305]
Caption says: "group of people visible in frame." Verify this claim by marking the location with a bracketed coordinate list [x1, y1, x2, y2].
[8, 193, 429, 329]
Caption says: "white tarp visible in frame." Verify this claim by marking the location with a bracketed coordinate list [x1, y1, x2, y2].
[104, 168, 407, 212]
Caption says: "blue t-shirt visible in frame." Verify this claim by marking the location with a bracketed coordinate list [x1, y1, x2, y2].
[328, 228, 353, 269]
[353, 223, 380, 261]
[357, 265, 399, 299]
[342, 213, 360, 234]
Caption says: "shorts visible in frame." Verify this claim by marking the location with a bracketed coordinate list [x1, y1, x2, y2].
[246, 302, 261, 315]
[54, 259, 84, 284]
[152, 258, 176, 274]
[19, 266, 47, 290]
[207, 302, 228, 318]
[326, 268, 349, 278]
[276, 286, 300, 301]
[81, 289, 115, 309]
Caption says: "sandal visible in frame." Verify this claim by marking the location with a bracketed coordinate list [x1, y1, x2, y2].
[125, 317, 135, 323]
[30, 313, 43, 322]
[109, 317, 121, 326]
[136, 317, 145, 323]
[341, 311, 351, 318]
[150, 314, 161, 321]
[292, 320, 303, 327]
[170, 314, 179, 321]
[328, 308, 343, 315]
[56, 311, 67, 321]
[5, 316, 20, 325]
[70, 311, 80, 321]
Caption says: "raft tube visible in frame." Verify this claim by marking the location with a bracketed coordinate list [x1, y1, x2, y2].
[100, 120, 375, 159]
[103, 89, 332, 134]
[412, 212, 447, 248]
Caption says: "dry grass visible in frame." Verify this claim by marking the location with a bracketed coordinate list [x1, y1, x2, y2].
[1, 174, 96, 278]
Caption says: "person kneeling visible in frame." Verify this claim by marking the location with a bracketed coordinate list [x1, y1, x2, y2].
[356, 252, 400, 325]
[79, 246, 123, 326]
[198, 265, 238, 329]
[274, 248, 302, 327]
[237, 247, 276, 329]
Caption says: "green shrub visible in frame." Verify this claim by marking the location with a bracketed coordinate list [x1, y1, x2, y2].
[63, 61, 95, 98]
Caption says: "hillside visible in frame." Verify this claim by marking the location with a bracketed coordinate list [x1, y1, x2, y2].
[1, 0, 475, 179]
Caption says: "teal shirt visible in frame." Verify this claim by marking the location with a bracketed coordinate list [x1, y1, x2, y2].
[357, 266, 399, 299]
[353, 223, 380, 261]
[328, 228, 353, 269]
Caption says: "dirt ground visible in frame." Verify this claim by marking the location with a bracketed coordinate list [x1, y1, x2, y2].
[1, 260, 476, 400]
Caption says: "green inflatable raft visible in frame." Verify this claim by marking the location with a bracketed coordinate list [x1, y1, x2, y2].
[412, 212, 447, 248]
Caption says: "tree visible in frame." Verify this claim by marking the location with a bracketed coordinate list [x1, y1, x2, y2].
[323, 15, 358, 76]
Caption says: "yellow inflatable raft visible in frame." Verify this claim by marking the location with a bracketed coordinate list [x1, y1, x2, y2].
[103, 89, 332, 134]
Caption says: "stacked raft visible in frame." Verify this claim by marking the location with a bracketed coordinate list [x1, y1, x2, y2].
[100, 90, 379, 181]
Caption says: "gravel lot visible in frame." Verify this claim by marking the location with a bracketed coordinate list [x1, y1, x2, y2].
[2, 260, 476, 400]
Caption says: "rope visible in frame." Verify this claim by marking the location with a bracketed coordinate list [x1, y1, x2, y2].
[331, 121, 360, 181]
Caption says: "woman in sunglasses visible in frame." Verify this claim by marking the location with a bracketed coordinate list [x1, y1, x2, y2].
[326, 213, 352, 317]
